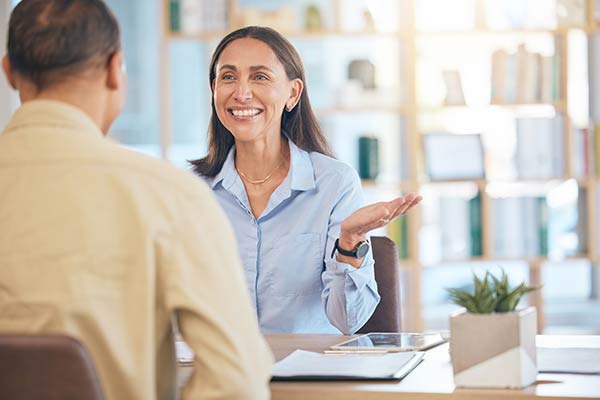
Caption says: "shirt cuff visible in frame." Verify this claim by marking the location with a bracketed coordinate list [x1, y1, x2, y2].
[335, 254, 376, 292]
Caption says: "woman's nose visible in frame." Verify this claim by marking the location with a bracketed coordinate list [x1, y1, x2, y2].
[233, 81, 252, 101]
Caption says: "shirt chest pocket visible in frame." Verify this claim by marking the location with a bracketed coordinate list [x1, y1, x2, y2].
[263, 233, 323, 297]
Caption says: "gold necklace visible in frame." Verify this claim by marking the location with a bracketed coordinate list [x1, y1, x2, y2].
[237, 157, 286, 184]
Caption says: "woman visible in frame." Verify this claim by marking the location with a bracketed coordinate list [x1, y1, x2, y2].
[191, 26, 421, 334]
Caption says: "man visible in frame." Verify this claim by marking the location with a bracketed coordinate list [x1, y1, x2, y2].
[0, 1, 272, 399]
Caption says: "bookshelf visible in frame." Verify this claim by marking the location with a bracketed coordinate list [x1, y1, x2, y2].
[160, 0, 600, 333]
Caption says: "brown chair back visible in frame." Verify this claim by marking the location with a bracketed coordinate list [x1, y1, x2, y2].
[357, 236, 403, 333]
[0, 334, 105, 400]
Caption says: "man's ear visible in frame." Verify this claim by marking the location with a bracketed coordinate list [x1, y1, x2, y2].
[106, 51, 125, 91]
[2, 55, 17, 90]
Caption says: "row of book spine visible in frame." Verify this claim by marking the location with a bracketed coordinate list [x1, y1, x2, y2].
[491, 42, 560, 104]
[397, 188, 590, 262]
[169, 0, 228, 34]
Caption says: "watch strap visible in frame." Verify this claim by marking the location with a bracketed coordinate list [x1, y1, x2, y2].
[332, 238, 365, 258]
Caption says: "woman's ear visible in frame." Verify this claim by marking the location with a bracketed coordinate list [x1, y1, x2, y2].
[287, 78, 304, 111]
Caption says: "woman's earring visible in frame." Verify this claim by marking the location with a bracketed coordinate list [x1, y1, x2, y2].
[286, 104, 294, 112]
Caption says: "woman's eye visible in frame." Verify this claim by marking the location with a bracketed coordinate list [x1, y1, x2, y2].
[221, 74, 235, 81]
[254, 74, 268, 81]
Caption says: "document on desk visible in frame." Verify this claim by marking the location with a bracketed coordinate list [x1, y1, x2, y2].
[271, 350, 424, 381]
[538, 347, 600, 374]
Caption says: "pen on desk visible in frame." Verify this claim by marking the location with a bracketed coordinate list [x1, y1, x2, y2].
[323, 350, 389, 354]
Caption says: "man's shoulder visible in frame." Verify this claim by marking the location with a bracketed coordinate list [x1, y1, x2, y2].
[105, 143, 208, 198]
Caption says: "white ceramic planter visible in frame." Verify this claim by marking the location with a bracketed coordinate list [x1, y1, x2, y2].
[449, 307, 537, 389]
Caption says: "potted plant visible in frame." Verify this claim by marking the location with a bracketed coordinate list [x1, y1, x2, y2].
[447, 269, 539, 388]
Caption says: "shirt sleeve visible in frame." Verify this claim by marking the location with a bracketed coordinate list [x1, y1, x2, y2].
[321, 168, 381, 334]
[157, 182, 273, 400]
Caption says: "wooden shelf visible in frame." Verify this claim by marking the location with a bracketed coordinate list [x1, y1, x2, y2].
[167, 30, 408, 41]
[315, 105, 407, 115]
[423, 254, 591, 266]
[161, 0, 600, 334]
[417, 27, 587, 36]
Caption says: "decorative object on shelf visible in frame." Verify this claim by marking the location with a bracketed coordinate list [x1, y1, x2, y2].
[169, 0, 181, 33]
[239, 6, 297, 34]
[358, 136, 379, 180]
[348, 59, 376, 90]
[304, 4, 322, 32]
[423, 133, 485, 181]
[556, 0, 586, 27]
[363, 8, 376, 32]
[447, 270, 539, 389]
[442, 70, 465, 105]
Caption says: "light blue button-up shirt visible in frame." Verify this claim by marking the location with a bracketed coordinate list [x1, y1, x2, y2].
[207, 140, 380, 334]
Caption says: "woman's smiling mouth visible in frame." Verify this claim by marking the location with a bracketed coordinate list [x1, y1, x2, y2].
[229, 108, 263, 118]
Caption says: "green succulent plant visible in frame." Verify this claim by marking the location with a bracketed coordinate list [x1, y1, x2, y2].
[447, 269, 539, 313]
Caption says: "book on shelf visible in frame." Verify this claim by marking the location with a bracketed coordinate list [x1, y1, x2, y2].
[358, 136, 379, 180]
[490, 43, 560, 104]
[576, 187, 589, 254]
[436, 190, 481, 260]
[439, 196, 471, 260]
[387, 216, 408, 260]
[469, 192, 483, 257]
[169, 0, 228, 34]
[493, 196, 548, 258]
[515, 114, 565, 179]
[571, 127, 590, 178]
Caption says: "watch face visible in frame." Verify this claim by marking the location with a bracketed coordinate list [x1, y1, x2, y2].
[356, 241, 370, 258]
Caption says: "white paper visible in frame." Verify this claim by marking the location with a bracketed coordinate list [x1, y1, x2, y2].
[272, 349, 423, 379]
[538, 347, 600, 374]
[176, 340, 194, 364]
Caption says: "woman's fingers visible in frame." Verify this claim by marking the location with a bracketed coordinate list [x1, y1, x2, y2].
[342, 194, 423, 235]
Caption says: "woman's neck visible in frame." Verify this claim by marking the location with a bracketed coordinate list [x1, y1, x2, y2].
[234, 136, 289, 179]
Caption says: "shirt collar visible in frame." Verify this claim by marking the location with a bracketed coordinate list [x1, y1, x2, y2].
[3, 99, 104, 138]
[210, 146, 237, 190]
[288, 140, 316, 191]
[210, 139, 316, 192]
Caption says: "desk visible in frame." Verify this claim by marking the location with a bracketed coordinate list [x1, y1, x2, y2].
[267, 334, 600, 400]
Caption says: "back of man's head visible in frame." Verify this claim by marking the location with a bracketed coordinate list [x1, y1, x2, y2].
[7, 0, 120, 91]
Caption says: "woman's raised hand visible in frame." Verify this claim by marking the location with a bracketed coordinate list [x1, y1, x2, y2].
[338, 193, 423, 251]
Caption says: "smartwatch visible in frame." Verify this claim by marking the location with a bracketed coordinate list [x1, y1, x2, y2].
[331, 238, 370, 259]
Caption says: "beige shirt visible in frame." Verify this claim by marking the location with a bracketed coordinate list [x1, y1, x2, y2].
[0, 100, 273, 400]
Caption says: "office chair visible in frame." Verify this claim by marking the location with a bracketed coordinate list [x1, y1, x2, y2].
[0, 334, 105, 400]
[357, 236, 403, 333]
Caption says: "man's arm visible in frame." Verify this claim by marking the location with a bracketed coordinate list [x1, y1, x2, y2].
[159, 183, 273, 400]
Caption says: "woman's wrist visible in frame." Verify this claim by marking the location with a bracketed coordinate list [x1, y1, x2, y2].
[337, 233, 366, 252]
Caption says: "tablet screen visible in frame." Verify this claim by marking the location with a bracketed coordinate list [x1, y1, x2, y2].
[330, 333, 446, 352]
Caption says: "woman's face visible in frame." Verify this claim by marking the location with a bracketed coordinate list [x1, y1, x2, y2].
[212, 38, 302, 144]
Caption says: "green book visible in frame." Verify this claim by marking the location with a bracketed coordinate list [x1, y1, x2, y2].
[358, 136, 379, 180]
[169, 0, 181, 33]
[388, 216, 408, 260]
[537, 196, 548, 256]
[469, 192, 482, 257]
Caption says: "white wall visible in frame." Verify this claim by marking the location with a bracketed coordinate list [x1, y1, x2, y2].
[0, 0, 17, 129]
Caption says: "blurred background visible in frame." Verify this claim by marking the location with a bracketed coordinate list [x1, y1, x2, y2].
[1, 0, 599, 334]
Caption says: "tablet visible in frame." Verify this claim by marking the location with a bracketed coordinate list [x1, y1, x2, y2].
[330, 332, 446, 352]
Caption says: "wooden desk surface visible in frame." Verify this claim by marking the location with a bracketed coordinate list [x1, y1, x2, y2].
[267, 334, 600, 400]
